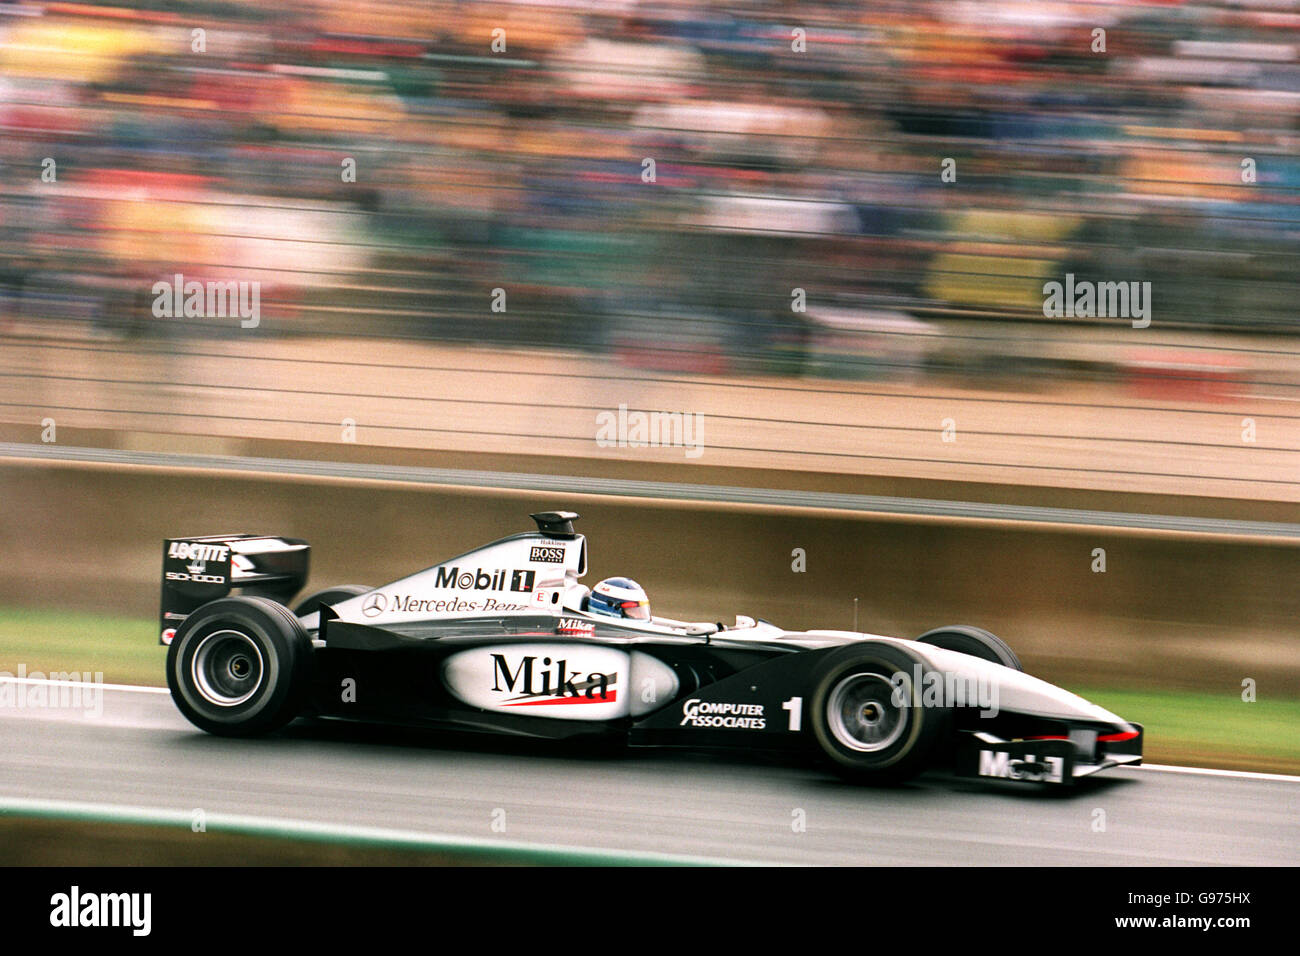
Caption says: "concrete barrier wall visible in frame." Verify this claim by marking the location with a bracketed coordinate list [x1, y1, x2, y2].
[2, 459, 1297, 692]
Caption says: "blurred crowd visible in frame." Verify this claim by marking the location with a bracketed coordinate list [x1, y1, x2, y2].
[1, 0, 1297, 377]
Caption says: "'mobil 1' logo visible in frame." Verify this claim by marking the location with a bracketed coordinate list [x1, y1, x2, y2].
[435, 567, 535, 592]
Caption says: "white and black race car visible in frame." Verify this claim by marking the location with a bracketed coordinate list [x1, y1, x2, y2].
[158, 512, 1143, 786]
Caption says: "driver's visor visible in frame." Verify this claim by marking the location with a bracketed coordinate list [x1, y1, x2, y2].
[620, 600, 650, 621]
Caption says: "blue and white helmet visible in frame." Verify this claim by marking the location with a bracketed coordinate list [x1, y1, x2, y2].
[588, 577, 651, 621]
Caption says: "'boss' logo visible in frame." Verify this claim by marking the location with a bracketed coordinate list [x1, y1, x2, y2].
[530, 546, 565, 563]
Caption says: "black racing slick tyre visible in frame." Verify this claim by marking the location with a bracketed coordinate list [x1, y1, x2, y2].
[292, 585, 372, 618]
[167, 596, 313, 737]
[809, 643, 948, 785]
[915, 625, 1022, 672]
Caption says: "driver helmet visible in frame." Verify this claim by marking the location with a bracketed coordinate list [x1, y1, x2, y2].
[588, 577, 650, 621]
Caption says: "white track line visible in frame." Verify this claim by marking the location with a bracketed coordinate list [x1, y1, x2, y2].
[7, 679, 1298, 785]
[0, 676, 169, 694]
[0, 797, 762, 866]
[1132, 763, 1300, 784]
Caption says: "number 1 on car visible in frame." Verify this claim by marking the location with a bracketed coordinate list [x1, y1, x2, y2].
[783, 696, 803, 731]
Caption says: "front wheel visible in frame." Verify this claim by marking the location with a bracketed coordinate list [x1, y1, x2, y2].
[167, 596, 312, 737]
[809, 643, 948, 785]
[915, 625, 1022, 671]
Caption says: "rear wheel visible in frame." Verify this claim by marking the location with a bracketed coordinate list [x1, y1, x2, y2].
[809, 643, 948, 785]
[293, 585, 372, 618]
[167, 596, 312, 737]
[916, 625, 1022, 671]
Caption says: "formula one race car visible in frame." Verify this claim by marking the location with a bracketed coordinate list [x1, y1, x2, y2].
[158, 512, 1142, 786]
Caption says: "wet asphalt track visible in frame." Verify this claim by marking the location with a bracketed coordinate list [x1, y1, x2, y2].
[1, 686, 1296, 865]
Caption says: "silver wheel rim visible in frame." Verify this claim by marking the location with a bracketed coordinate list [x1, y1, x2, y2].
[191, 629, 265, 707]
[826, 672, 907, 753]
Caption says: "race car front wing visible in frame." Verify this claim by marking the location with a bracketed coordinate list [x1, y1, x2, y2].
[954, 724, 1144, 785]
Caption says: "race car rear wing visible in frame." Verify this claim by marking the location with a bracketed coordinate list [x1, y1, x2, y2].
[159, 535, 309, 645]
